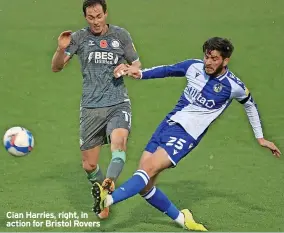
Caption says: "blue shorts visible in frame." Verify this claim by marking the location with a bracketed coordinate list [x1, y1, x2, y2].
[145, 118, 199, 166]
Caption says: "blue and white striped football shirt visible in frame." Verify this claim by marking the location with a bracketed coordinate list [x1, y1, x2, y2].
[141, 59, 263, 140]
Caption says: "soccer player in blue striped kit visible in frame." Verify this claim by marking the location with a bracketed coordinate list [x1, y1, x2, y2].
[92, 37, 281, 231]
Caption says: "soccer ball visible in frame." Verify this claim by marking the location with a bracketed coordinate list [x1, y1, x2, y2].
[3, 126, 34, 156]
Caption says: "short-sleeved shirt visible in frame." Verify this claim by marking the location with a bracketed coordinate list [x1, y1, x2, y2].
[65, 24, 139, 108]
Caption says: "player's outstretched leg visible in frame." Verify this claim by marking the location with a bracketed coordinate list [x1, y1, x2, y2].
[92, 149, 166, 214]
[141, 186, 207, 231]
[137, 119, 207, 231]
[92, 169, 150, 214]
[92, 158, 207, 231]
[91, 148, 172, 214]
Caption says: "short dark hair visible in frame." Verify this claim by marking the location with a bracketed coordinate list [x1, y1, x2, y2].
[202, 37, 234, 58]
[83, 0, 107, 16]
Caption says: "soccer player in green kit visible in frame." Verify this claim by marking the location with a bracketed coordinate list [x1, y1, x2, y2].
[51, 0, 141, 219]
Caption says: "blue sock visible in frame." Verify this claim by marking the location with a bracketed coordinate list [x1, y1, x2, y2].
[111, 169, 149, 204]
[142, 186, 180, 220]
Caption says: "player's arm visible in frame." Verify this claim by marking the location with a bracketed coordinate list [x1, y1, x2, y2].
[234, 82, 281, 157]
[51, 31, 78, 72]
[130, 60, 141, 69]
[124, 59, 195, 79]
[51, 48, 70, 72]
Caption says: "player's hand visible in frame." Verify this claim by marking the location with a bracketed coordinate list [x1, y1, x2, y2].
[114, 64, 130, 78]
[57, 30, 72, 50]
[125, 66, 142, 79]
[257, 138, 281, 158]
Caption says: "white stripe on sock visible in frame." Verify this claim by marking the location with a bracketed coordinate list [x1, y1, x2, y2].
[141, 186, 154, 198]
[133, 172, 149, 185]
[144, 186, 156, 200]
[136, 169, 150, 180]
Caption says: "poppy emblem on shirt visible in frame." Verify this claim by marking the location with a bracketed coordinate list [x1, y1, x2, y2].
[213, 83, 223, 93]
[100, 40, 108, 48]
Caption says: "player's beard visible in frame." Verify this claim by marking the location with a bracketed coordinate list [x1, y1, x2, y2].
[205, 63, 225, 77]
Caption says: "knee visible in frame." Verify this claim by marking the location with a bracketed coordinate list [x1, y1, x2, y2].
[139, 160, 159, 179]
[82, 159, 97, 172]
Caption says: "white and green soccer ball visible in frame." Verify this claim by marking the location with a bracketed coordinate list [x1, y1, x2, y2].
[3, 126, 34, 156]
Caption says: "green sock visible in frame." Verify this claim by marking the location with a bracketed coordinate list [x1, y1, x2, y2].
[106, 150, 126, 182]
[86, 164, 105, 184]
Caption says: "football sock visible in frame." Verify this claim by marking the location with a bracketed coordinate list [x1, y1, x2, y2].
[106, 150, 126, 182]
[105, 169, 149, 207]
[141, 186, 184, 226]
[86, 164, 105, 184]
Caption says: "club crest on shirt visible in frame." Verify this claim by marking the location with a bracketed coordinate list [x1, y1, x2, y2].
[111, 39, 120, 48]
[213, 83, 223, 93]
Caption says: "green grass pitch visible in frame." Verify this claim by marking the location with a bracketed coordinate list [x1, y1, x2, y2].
[0, 0, 284, 231]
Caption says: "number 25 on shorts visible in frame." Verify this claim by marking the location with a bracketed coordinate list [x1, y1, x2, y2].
[166, 137, 186, 150]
